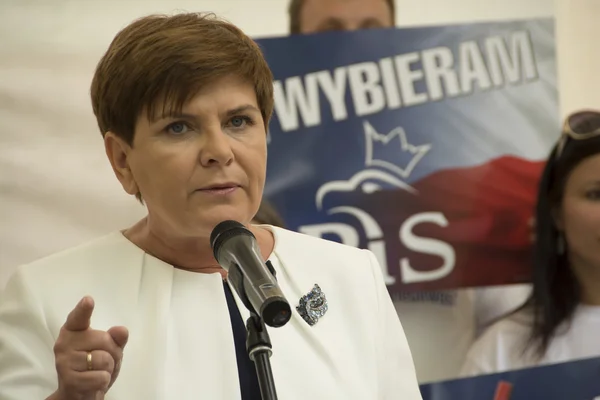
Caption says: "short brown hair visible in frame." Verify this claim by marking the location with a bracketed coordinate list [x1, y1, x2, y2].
[91, 13, 274, 145]
[288, 0, 396, 34]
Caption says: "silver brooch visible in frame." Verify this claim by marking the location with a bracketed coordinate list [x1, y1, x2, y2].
[297, 284, 328, 326]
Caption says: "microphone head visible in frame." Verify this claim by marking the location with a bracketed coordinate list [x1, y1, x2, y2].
[210, 220, 256, 260]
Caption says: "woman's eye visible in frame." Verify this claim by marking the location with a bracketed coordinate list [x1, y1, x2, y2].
[229, 115, 253, 129]
[166, 122, 189, 135]
[231, 116, 246, 128]
[585, 189, 600, 200]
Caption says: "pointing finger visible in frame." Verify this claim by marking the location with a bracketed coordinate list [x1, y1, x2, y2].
[64, 296, 95, 332]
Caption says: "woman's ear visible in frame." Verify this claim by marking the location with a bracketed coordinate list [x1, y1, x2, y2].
[104, 132, 139, 195]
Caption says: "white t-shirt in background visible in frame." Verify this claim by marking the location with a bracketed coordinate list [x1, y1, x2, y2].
[394, 283, 531, 383]
[460, 304, 600, 377]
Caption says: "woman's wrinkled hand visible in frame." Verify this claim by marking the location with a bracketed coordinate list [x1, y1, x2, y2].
[51, 296, 128, 400]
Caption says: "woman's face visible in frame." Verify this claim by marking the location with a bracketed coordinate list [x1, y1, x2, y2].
[107, 75, 267, 239]
[560, 153, 600, 269]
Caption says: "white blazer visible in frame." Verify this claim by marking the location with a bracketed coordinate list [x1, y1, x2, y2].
[0, 226, 422, 399]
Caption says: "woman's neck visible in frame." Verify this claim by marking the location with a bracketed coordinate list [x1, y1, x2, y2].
[123, 218, 275, 279]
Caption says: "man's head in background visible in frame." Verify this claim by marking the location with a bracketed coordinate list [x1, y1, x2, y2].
[289, 0, 395, 34]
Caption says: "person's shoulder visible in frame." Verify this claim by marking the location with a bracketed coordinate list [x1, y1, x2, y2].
[477, 309, 533, 346]
[269, 226, 380, 285]
[461, 308, 535, 376]
[271, 226, 367, 259]
[1, 232, 140, 337]
[12, 231, 134, 281]
[271, 226, 363, 253]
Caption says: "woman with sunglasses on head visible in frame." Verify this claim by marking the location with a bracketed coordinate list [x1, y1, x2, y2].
[460, 110, 600, 376]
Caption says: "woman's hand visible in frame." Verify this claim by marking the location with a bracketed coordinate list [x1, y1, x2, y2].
[51, 297, 128, 400]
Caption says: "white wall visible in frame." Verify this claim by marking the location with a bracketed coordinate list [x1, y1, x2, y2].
[555, 0, 600, 119]
[0, 0, 566, 286]
[0, 0, 555, 46]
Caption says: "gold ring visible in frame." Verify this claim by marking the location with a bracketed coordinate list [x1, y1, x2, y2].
[86, 352, 93, 371]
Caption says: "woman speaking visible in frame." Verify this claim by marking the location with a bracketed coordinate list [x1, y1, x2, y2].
[0, 12, 421, 400]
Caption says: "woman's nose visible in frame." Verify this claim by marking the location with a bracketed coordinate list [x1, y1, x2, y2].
[199, 129, 234, 167]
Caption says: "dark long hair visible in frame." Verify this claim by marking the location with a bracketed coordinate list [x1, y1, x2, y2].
[253, 199, 286, 228]
[528, 134, 600, 357]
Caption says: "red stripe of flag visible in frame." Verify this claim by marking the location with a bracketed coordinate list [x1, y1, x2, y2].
[493, 381, 513, 400]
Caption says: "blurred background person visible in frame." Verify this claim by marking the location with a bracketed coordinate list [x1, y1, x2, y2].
[283, 0, 531, 383]
[289, 0, 395, 34]
[0, 13, 422, 400]
[461, 110, 600, 376]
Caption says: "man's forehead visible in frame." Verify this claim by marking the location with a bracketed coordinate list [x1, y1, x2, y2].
[300, 0, 393, 30]
[303, 0, 391, 15]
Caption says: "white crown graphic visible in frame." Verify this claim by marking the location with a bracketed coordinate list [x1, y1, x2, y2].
[314, 121, 430, 210]
[363, 120, 431, 179]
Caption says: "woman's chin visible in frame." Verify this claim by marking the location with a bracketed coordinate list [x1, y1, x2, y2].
[197, 209, 249, 228]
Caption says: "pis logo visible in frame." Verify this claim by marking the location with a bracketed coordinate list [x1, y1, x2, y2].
[298, 120, 456, 286]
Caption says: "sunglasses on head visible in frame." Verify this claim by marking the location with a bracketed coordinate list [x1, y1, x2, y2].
[556, 110, 600, 159]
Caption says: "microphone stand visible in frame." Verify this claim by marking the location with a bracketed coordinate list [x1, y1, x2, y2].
[228, 261, 280, 400]
[246, 312, 278, 400]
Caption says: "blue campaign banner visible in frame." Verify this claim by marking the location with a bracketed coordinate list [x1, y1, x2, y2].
[256, 19, 558, 292]
[419, 357, 600, 400]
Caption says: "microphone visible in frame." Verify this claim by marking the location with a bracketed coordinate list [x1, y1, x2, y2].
[210, 220, 292, 328]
